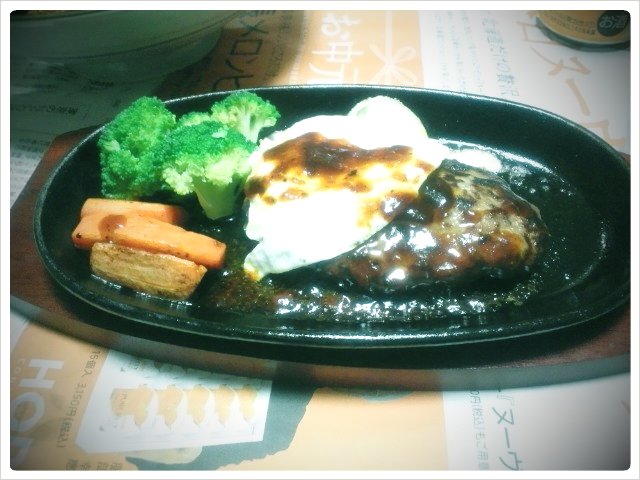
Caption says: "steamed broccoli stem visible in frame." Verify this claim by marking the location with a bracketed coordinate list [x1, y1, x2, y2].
[237, 114, 265, 146]
[192, 177, 243, 220]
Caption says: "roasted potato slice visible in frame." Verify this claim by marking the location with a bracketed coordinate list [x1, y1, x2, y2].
[90, 242, 207, 300]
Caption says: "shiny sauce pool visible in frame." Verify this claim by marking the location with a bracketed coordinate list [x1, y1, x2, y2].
[194, 142, 606, 325]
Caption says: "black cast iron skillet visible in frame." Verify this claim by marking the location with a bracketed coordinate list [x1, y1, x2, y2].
[33, 85, 630, 353]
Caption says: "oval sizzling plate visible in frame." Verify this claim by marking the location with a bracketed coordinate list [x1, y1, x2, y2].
[33, 85, 630, 349]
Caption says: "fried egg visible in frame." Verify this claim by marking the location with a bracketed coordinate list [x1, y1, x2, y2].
[242, 96, 450, 280]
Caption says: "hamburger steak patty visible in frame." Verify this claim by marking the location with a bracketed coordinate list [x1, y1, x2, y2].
[319, 159, 548, 294]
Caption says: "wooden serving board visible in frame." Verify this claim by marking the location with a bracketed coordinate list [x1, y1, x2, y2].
[10, 129, 631, 390]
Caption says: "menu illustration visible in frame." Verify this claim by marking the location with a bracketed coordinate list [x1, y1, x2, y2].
[75, 351, 271, 453]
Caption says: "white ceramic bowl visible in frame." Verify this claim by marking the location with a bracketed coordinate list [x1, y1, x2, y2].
[11, 10, 240, 81]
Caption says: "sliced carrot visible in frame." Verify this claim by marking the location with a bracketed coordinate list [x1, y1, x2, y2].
[72, 212, 225, 269]
[80, 198, 188, 225]
[109, 215, 225, 269]
[71, 212, 109, 250]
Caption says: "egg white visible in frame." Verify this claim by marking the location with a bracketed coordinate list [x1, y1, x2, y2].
[242, 96, 451, 280]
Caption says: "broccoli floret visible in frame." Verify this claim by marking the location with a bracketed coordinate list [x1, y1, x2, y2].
[176, 111, 214, 128]
[209, 91, 280, 142]
[95, 92, 281, 218]
[161, 121, 255, 219]
[98, 96, 176, 199]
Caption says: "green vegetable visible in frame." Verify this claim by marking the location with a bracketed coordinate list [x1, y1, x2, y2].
[176, 111, 213, 128]
[98, 97, 176, 199]
[161, 121, 255, 220]
[208, 91, 280, 142]
[96, 92, 280, 219]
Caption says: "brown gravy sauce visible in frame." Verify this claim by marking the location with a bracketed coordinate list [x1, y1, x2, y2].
[244, 132, 428, 223]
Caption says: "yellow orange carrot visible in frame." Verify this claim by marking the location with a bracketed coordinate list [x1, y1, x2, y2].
[71, 209, 225, 269]
[107, 214, 225, 269]
[80, 198, 188, 224]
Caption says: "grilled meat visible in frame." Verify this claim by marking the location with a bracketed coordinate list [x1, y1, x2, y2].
[320, 159, 547, 293]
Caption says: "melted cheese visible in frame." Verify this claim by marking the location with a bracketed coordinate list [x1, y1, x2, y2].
[242, 96, 450, 280]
